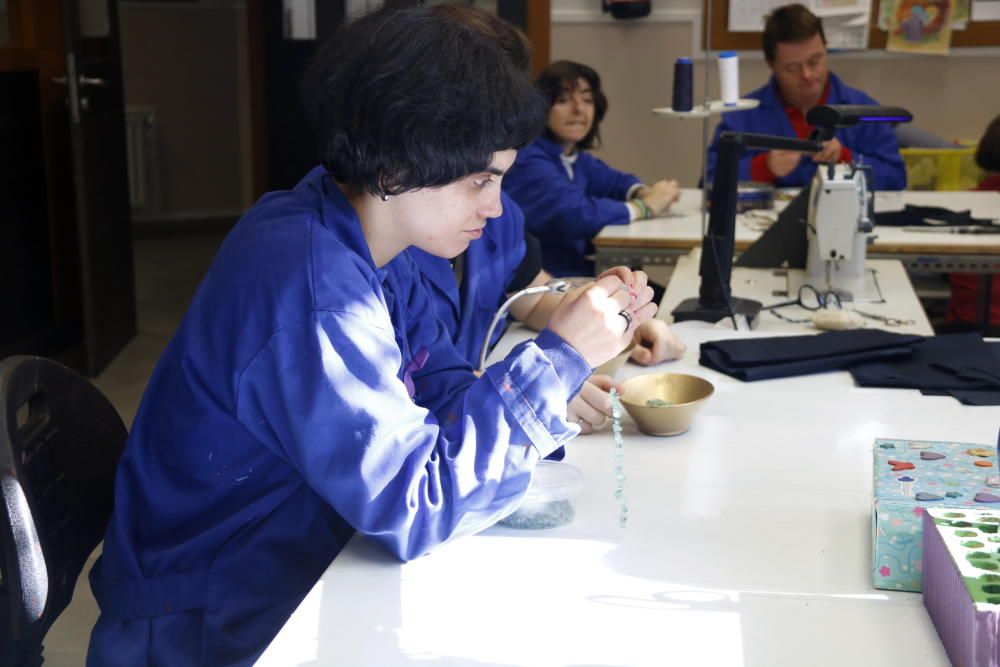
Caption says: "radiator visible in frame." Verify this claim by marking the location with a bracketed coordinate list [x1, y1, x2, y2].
[124, 105, 159, 216]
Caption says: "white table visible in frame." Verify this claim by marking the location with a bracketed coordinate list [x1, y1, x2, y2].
[594, 189, 1000, 275]
[258, 319, 997, 666]
[659, 252, 934, 336]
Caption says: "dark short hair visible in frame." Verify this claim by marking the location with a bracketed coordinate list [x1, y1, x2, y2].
[301, 5, 545, 197]
[428, 4, 532, 74]
[536, 61, 608, 151]
[976, 114, 1000, 173]
[762, 4, 826, 63]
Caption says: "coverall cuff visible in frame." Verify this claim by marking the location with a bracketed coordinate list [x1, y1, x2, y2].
[625, 183, 645, 200]
[749, 152, 776, 183]
[534, 329, 592, 400]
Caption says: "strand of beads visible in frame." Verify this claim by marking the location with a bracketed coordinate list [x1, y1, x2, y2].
[610, 387, 628, 528]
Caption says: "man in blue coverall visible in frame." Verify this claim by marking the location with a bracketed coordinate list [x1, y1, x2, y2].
[706, 3, 906, 191]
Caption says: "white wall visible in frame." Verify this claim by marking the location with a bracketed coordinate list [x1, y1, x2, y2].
[119, 1, 251, 221]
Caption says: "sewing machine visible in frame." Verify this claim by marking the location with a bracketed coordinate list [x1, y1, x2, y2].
[672, 104, 911, 327]
[804, 161, 874, 299]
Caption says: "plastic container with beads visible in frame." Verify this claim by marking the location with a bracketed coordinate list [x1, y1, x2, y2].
[499, 461, 584, 529]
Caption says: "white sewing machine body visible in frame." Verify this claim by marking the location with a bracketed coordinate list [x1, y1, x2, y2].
[805, 162, 873, 299]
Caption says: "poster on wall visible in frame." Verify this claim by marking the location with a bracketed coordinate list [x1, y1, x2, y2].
[972, 0, 1000, 19]
[881, 0, 969, 28]
[728, 0, 872, 48]
[885, 0, 955, 54]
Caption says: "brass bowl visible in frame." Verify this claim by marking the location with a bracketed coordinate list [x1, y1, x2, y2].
[618, 373, 714, 436]
[593, 341, 636, 378]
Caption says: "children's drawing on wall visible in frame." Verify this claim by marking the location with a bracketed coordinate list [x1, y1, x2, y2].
[886, 0, 955, 54]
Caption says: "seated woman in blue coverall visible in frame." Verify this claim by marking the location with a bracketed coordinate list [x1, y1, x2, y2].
[503, 60, 683, 278]
[85, 7, 657, 666]
[410, 6, 685, 434]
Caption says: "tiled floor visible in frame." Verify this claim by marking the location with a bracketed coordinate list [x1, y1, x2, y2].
[43, 232, 226, 666]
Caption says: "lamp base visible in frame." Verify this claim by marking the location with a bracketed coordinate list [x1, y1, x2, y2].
[671, 296, 762, 328]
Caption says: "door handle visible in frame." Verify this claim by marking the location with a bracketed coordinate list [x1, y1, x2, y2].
[51, 75, 108, 87]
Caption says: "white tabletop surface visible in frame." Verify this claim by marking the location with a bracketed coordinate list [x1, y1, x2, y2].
[257, 284, 994, 666]
[659, 252, 934, 336]
[594, 188, 1000, 255]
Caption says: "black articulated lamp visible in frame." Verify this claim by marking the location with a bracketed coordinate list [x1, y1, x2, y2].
[671, 104, 912, 328]
[806, 105, 913, 139]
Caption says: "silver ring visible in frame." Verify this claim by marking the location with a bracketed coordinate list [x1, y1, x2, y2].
[619, 309, 633, 329]
[577, 417, 585, 425]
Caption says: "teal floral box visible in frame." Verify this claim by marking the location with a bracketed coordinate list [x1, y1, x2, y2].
[873, 438, 998, 592]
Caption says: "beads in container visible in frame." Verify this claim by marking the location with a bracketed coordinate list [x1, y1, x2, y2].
[499, 461, 584, 530]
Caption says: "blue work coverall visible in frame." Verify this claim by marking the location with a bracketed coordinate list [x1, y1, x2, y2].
[503, 136, 641, 277]
[706, 73, 906, 191]
[86, 167, 590, 666]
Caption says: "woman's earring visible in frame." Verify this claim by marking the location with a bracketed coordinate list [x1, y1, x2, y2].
[380, 192, 390, 202]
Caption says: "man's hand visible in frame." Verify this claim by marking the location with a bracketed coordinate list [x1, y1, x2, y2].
[766, 150, 801, 178]
[812, 137, 844, 163]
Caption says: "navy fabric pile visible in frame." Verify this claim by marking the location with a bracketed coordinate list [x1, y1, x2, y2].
[850, 332, 1000, 405]
[699, 330, 1000, 405]
[874, 205, 994, 228]
[699, 330, 922, 382]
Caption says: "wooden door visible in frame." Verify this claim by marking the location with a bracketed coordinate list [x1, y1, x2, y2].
[0, 0, 135, 376]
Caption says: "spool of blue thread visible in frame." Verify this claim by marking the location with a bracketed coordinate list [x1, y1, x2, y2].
[672, 57, 693, 112]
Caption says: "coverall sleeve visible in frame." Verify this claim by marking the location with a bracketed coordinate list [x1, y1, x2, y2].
[584, 155, 644, 201]
[841, 123, 906, 191]
[512, 150, 635, 239]
[235, 306, 589, 562]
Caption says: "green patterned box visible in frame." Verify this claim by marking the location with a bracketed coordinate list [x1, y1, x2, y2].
[873, 438, 998, 592]
[923, 508, 1000, 666]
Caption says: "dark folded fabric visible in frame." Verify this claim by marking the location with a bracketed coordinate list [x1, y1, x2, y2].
[875, 204, 993, 228]
[850, 334, 1000, 405]
[699, 330, 923, 382]
[943, 389, 1000, 406]
[935, 342, 1000, 385]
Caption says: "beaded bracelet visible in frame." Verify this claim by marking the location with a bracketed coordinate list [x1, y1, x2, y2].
[630, 198, 651, 220]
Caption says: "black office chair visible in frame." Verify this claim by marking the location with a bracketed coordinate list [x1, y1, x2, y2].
[0, 356, 126, 666]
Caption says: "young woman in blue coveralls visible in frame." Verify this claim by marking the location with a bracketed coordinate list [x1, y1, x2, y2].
[409, 6, 686, 435]
[85, 7, 657, 666]
[503, 60, 684, 278]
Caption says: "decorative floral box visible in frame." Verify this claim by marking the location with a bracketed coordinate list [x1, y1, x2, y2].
[923, 508, 1000, 667]
[873, 438, 998, 592]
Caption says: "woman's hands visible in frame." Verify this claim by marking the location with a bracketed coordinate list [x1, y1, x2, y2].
[547, 267, 656, 369]
[636, 179, 681, 217]
[566, 375, 617, 434]
[568, 318, 686, 433]
[629, 319, 686, 365]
